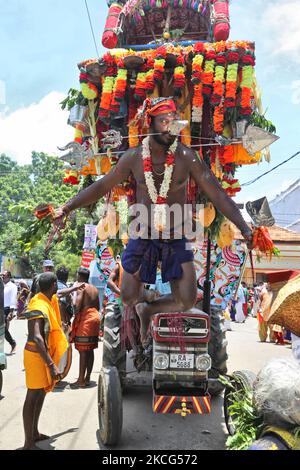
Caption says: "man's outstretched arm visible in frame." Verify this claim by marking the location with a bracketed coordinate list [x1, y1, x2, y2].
[57, 148, 135, 216]
[187, 148, 253, 243]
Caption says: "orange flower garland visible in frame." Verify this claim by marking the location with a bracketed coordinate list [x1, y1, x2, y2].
[153, 46, 167, 84]
[212, 50, 226, 134]
[239, 49, 255, 118]
[99, 75, 115, 119]
[173, 55, 186, 95]
[191, 43, 205, 124]
[224, 47, 239, 109]
[80, 71, 99, 100]
[114, 59, 128, 102]
[134, 70, 147, 102]
[202, 49, 216, 96]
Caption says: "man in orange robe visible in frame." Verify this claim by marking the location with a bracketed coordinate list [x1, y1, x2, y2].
[70, 268, 100, 388]
[22, 272, 68, 450]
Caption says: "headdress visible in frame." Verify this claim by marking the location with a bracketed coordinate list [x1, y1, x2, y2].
[133, 97, 177, 127]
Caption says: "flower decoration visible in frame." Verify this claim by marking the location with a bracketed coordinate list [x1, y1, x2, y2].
[202, 49, 216, 96]
[134, 71, 147, 102]
[80, 71, 99, 100]
[142, 136, 177, 231]
[144, 57, 155, 95]
[191, 43, 205, 124]
[74, 127, 84, 144]
[63, 169, 80, 185]
[99, 75, 115, 119]
[153, 46, 167, 84]
[212, 50, 226, 134]
[173, 54, 186, 95]
[224, 47, 239, 110]
[221, 175, 241, 197]
[239, 49, 255, 118]
[113, 59, 128, 103]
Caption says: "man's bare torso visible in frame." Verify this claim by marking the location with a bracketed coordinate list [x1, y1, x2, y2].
[75, 283, 100, 312]
[128, 144, 194, 236]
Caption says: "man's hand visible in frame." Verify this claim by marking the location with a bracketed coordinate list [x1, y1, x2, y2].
[242, 229, 254, 250]
[48, 363, 60, 380]
[72, 283, 86, 293]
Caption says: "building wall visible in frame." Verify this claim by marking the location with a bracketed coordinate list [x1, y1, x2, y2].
[242, 242, 300, 285]
[269, 180, 300, 230]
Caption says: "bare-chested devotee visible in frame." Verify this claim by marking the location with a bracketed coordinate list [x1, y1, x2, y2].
[55, 97, 253, 347]
[70, 268, 100, 388]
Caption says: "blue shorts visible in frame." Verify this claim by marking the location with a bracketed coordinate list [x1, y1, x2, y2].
[121, 238, 194, 285]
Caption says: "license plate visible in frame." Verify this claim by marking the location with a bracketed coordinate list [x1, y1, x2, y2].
[170, 353, 194, 369]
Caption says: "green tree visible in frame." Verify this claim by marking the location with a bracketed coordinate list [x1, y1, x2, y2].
[0, 152, 101, 277]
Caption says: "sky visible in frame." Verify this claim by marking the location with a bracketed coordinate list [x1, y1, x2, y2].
[0, 0, 300, 213]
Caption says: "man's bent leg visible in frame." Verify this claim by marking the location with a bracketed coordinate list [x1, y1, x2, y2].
[22, 389, 44, 450]
[136, 262, 197, 345]
[121, 270, 144, 307]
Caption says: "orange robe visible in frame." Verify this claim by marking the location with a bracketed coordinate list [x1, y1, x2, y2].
[70, 307, 100, 351]
[24, 293, 68, 392]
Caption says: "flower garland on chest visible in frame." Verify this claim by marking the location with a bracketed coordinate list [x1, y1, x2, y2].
[142, 136, 178, 232]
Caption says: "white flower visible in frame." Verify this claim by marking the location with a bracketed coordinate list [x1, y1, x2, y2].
[142, 136, 177, 230]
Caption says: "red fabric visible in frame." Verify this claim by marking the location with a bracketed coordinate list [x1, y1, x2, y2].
[148, 99, 177, 117]
[213, 0, 230, 41]
[71, 307, 100, 351]
[267, 270, 300, 285]
[102, 4, 122, 49]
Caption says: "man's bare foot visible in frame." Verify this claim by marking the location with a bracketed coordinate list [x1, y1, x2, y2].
[70, 380, 86, 389]
[143, 290, 160, 303]
[135, 302, 151, 347]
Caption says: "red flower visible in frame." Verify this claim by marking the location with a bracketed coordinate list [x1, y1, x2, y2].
[157, 196, 166, 204]
[143, 158, 152, 172]
[194, 42, 205, 54]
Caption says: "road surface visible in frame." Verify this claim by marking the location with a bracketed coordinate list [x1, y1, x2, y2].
[0, 316, 292, 450]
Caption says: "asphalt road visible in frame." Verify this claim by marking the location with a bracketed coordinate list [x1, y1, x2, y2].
[0, 316, 292, 450]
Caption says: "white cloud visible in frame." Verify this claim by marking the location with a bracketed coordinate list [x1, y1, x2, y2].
[263, 1, 300, 62]
[0, 92, 74, 165]
[291, 80, 300, 104]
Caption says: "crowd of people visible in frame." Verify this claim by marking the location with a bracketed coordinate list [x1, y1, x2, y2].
[1, 260, 102, 450]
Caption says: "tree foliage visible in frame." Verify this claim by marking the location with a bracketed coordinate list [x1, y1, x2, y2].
[0, 152, 99, 279]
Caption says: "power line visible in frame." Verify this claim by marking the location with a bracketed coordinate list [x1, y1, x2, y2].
[241, 150, 300, 187]
[84, 0, 100, 59]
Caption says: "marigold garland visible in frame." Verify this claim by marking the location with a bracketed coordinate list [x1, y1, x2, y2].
[173, 55, 186, 94]
[202, 49, 216, 96]
[224, 47, 239, 109]
[239, 49, 255, 118]
[192, 43, 205, 124]
[128, 90, 139, 148]
[74, 127, 83, 144]
[134, 71, 147, 102]
[144, 58, 155, 95]
[99, 76, 115, 119]
[80, 71, 99, 100]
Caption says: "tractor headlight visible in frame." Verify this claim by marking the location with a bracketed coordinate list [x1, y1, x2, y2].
[195, 354, 211, 372]
[153, 353, 169, 370]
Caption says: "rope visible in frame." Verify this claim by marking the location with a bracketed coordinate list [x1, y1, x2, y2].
[241, 151, 300, 187]
[84, 0, 100, 59]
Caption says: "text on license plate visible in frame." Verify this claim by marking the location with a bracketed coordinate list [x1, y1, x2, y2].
[170, 353, 194, 369]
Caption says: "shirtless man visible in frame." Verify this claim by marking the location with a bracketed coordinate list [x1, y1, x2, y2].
[70, 267, 100, 388]
[55, 97, 253, 347]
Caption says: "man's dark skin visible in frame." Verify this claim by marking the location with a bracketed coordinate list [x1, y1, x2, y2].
[22, 277, 60, 450]
[22, 276, 85, 450]
[56, 110, 253, 345]
[71, 271, 100, 388]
